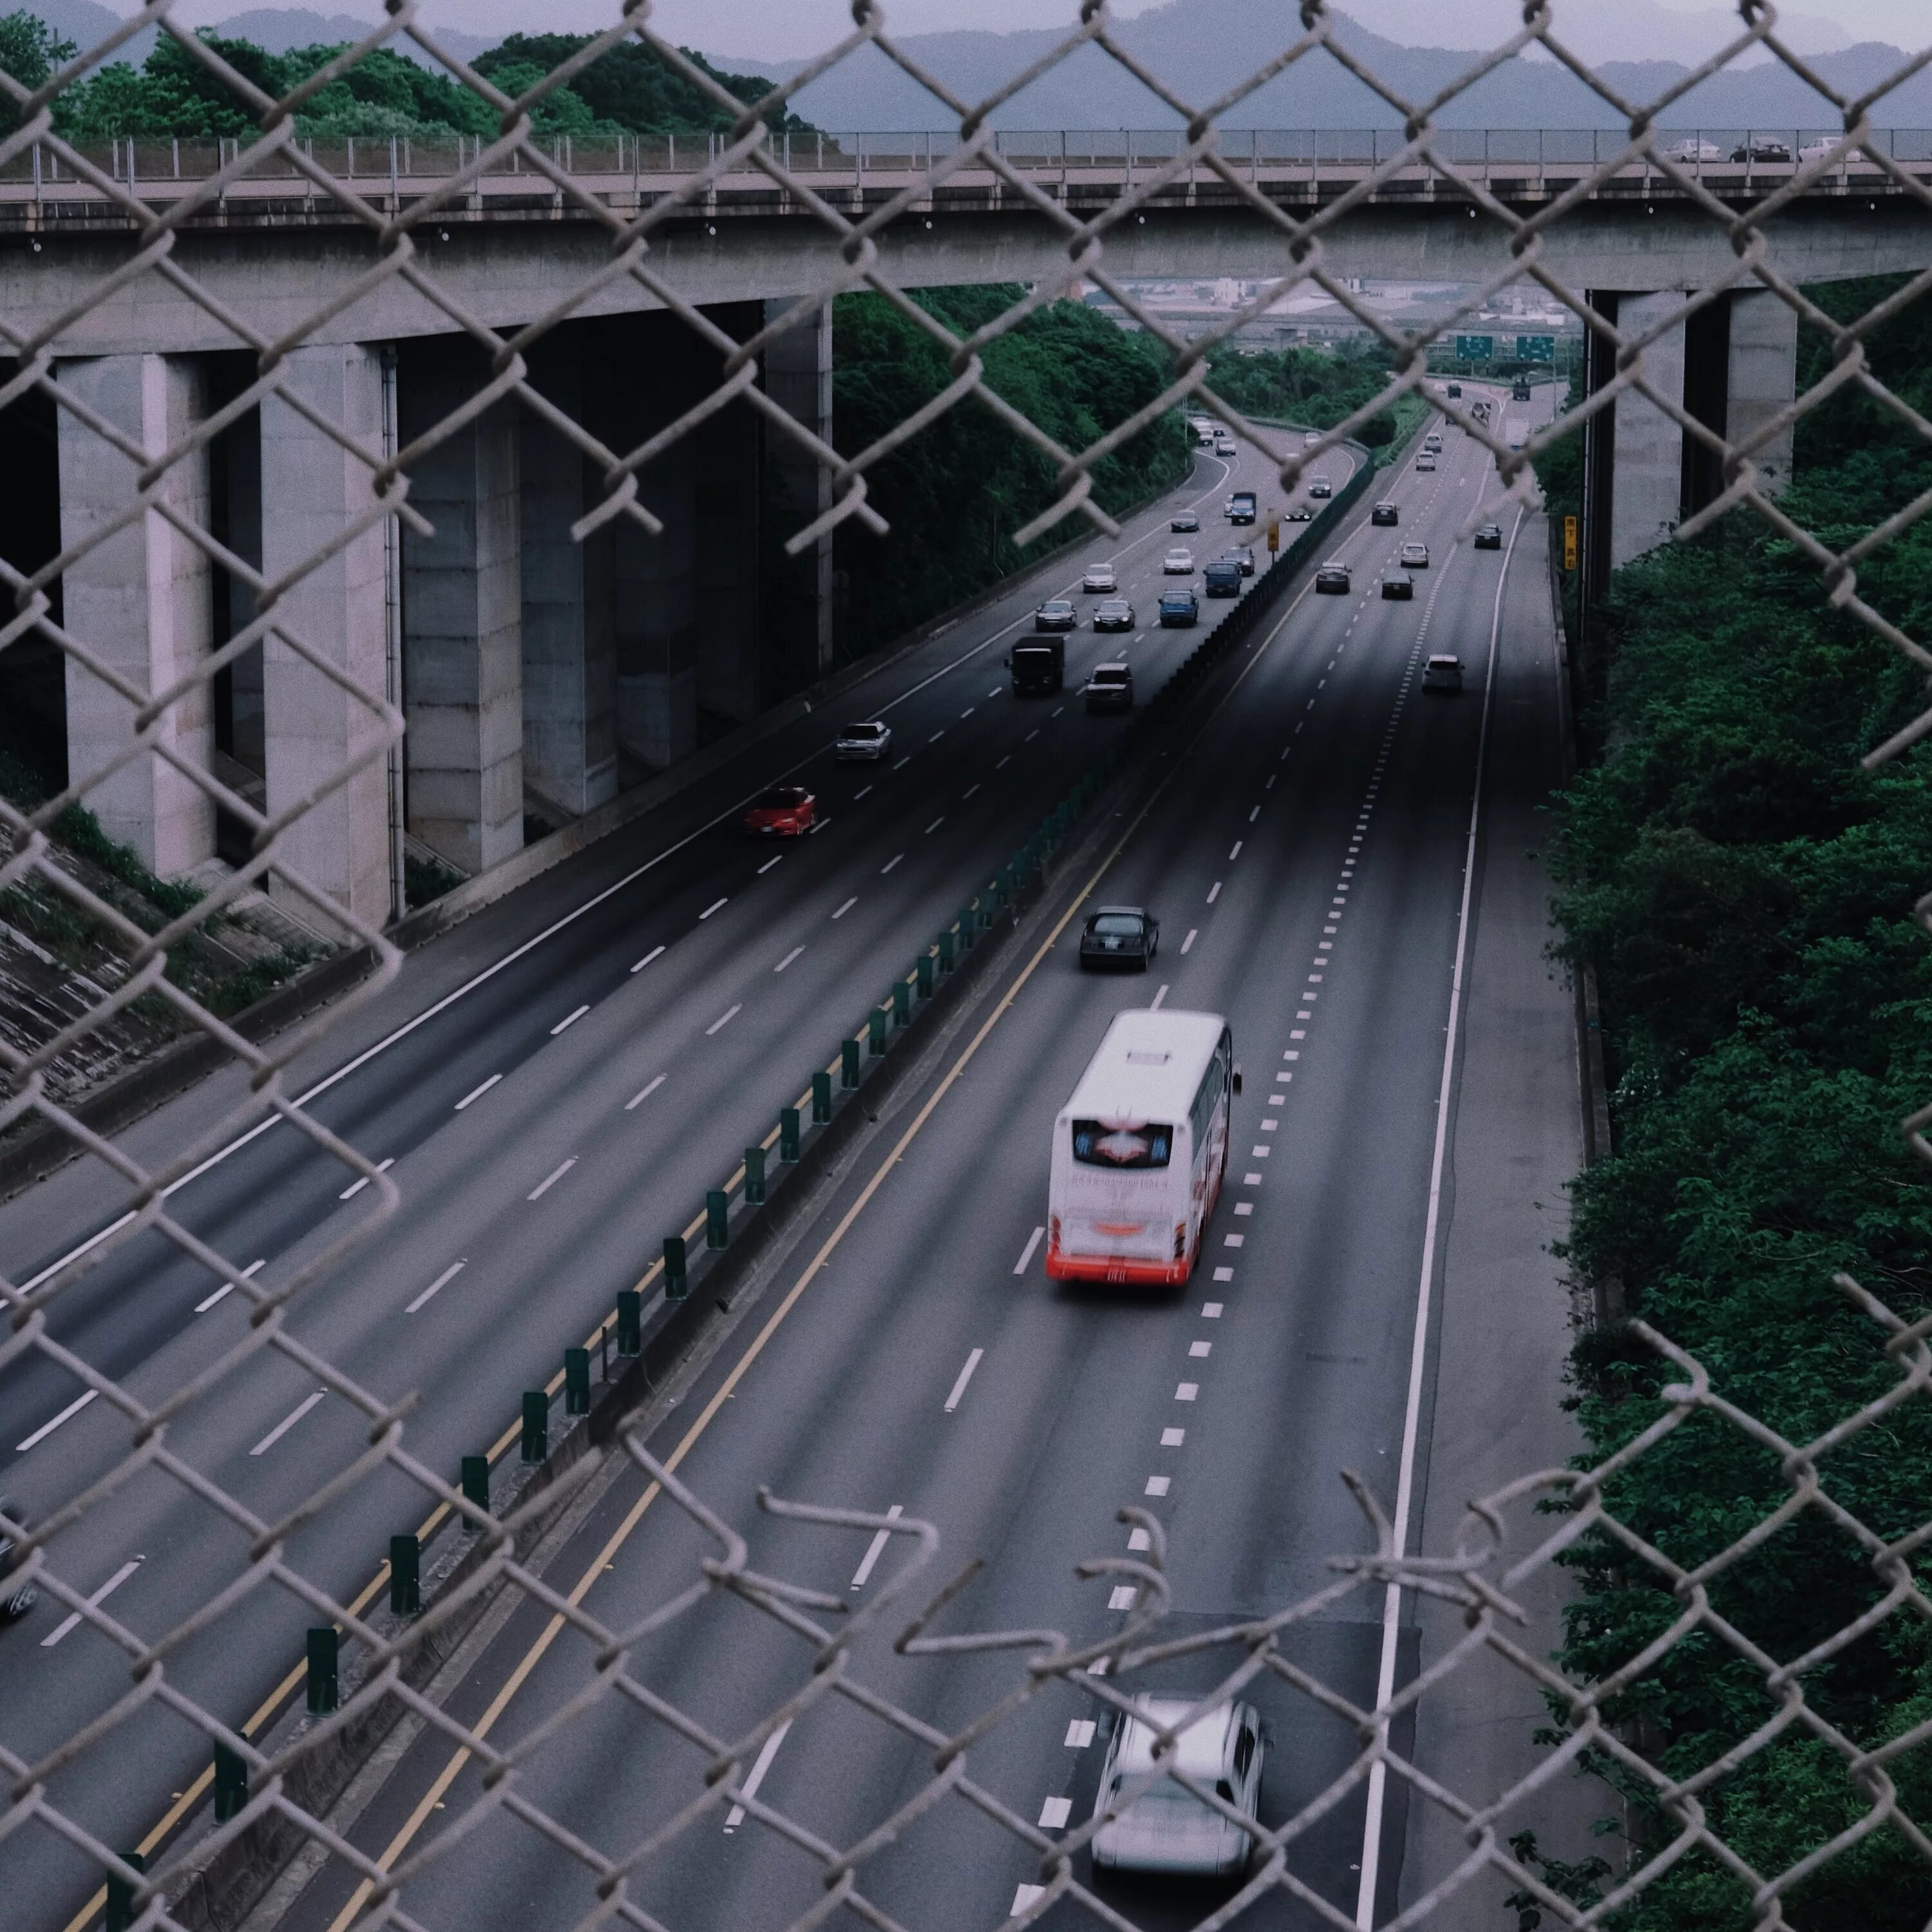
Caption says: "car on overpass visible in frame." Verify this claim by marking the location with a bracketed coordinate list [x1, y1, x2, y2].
[1158, 589, 1199, 627]
[1475, 522, 1503, 549]
[1094, 597, 1135, 631]
[1667, 137, 1723, 162]
[1423, 654, 1464, 692]
[1381, 571, 1414, 600]
[834, 720, 892, 762]
[1035, 598, 1077, 631]
[1083, 562, 1117, 594]
[1731, 138, 1793, 163]
[743, 786, 817, 837]
[1164, 547, 1195, 574]
[1371, 501, 1399, 526]
[1078, 905, 1159, 971]
[1315, 560, 1351, 593]
[1090, 1697, 1265, 1877]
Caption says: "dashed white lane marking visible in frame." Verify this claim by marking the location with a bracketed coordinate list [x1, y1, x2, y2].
[630, 945, 665, 974]
[1014, 1886, 1046, 1915]
[961, 706, 976, 719]
[1189, 1341, 1212, 1357]
[1250, 1146, 1270, 1159]
[929, 730, 945, 744]
[1014, 1226, 1045, 1274]
[40, 1555, 144, 1647]
[1180, 929, 1198, 954]
[1108, 1584, 1137, 1609]
[1150, 983, 1169, 1010]
[1051, 706, 1065, 718]
[854, 784, 873, 800]
[1208, 882, 1222, 904]
[944, 1348, 985, 1412]
[1128, 1527, 1151, 1550]
[893, 755, 912, 771]
[989, 686, 1003, 697]
[705, 1005, 742, 1037]
[773, 947, 804, 973]
[757, 855, 783, 875]
[832, 897, 857, 919]
[625, 1074, 666, 1111]
[850, 1504, 905, 1589]
[1213, 1266, 1235, 1283]
[1175, 1382, 1199, 1401]
[880, 854, 904, 875]
[963, 784, 981, 800]
[925, 816, 945, 835]
[1145, 1475, 1171, 1497]
[339, 1157, 394, 1200]
[996, 754, 1012, 770]
[1161, 1427, 1185, 1446]
[251, 1390, 325, 1457]
[527, 1157, 576, 1200]
[455, 1073, 501, 1111]
[1204, 1302, 1224, 1318]
[1065, 1718, 1097, 1747]
[1266, 775, 1278, 789]
[723, 1719, 793, 1833]
[405, 1260, 466, 1315]
[15, 1389, 97, 1453]
[1224, 1233, 1245, 1249]
[550, 1003, 590, 1036]
[1025, 729, 1040, 743]
[700, 898, 728, 921]
[1249, 806, 1260, 822]
[194, 1257, 264, 1314]
[1228, 841, 1242, 862]
[1039, 1796, 1073, 1829]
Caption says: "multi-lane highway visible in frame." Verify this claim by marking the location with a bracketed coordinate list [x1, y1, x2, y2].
[1, 431, 1397, 1925]
[213, 399, 1575, 1932]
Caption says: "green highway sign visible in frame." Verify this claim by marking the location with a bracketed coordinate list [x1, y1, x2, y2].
[1516, 334, 1556, 362]
[1454, 334, 1494, 361]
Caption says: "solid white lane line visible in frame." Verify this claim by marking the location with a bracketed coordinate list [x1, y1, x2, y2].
[1150, 983, 1169, 1010]
[630, 945, 665, 974]
[880, 854, 904, 875]
[625, 1074, 667, 1111]
[773, 947, 804, 973]
[699, 897, 727, 921]
[40, 1556, 144, 1648]
[405, 1260, 466, 1315]
[723, 1719, 793, 1832]
[1014, 1227, 1045, 1275]
[757, 855, 783, 875]
[194, 1258, 264, 1314]
[832, 897, 857, 920]
[705, 1005, 742, 1037]
[945, 1349, 986, 1411]
[527, 1158, 576, 1200]
[1206, 882, 1222, 904]
[251, 1391, 325, 1457]
[1180, 929, 1197, 953]
[925, 816, 945, 834]
[550, 1004, 590, 1036]
[338, 1158, 394, 1200]
[1356, 503, 1526, 1931]
[849, 1504, 905, 1588]
[15, 1388, 98, 1452]
[455, 1074, 501, 1110]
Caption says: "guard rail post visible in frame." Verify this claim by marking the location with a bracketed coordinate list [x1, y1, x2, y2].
[744, 1144, 767, 1204]
[706, 1189, 729, 1249]
[780, 1106, 802, 1160]
[521, 1392, 547, 1460]
[389, 1533, 421, 1614]
[841, 1039, 860, 1088]
[665, 1234, 689, 1300]
[615, 1291, 642, 1355]
[305, 1627, 339, 1713]
[461, 1453, 490, 1512]
[564, 1347, 591, 1415]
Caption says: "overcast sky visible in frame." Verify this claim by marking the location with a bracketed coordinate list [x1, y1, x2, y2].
[358, 0, 1926, 64]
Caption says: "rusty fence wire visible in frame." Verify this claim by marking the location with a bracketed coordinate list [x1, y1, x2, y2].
[1, 0, 1931, 1927]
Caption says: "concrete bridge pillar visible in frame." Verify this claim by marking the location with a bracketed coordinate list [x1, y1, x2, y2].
[258, 343, 393, 928]
[763, 296, 835, 687]
[54, 352, 216, 876]
[695, 303, 764, 728]
[399, 343, 524, 875]
[1723, 288, 1799, 495]
[1606, 290, 1689, 571]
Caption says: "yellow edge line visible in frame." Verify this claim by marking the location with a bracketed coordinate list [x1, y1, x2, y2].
[317, 542, 1321, 1932]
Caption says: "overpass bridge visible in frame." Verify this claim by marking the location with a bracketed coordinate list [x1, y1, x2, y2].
[3, 127, 1922, 923]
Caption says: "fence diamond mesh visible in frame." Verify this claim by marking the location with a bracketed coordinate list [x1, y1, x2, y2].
[2, 2, 1931, 1928]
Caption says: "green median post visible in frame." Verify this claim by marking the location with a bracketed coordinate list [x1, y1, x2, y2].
[744, 1144, 766, 1205]
[814, 1068, 835, 1119]
[665, 1235, 688, 1300]
[869, 1009, 888, 1056]
[105, 1853, 145, 1932]
[958, 907, 975, 950]
[840, 1039, 860, 1088]
[780, 1106, 802, 1160]
[521, 1390, 548, 1460]
[306, 1627, 339, 1714]
[615, 1291, 641, 1356]
[706, 1189, 728, 1249]
[892, 980, 911, 1026]
[916, 952, 934, 998]
[564, 1347, 591, 1415]
[461, 1454, 489, 1514]
[390, 1533, 421, 1615]
[938, 929, 955, 972]
[214, 1741, 248, 1823]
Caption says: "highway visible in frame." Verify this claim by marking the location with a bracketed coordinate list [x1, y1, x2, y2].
[0, 431, 1378, 1927]
[239, 398, 1571, 1932]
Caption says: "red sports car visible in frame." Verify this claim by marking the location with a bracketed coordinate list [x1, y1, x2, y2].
[743, 786, 816, 837]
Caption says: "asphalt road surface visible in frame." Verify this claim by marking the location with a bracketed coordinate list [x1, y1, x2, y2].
[240, 402, 1571, 1932]
[0, 432, 1396, 1927]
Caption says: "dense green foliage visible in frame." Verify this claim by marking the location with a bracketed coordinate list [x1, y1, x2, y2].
[1200, 340, 1424, 450]
[829, 287, 1193, 658]
[1549, 276, 1932, 1926]
[0, 12, 797, 140]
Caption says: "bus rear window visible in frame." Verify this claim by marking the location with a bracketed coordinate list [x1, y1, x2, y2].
[1071, 1119, 1173, 1168]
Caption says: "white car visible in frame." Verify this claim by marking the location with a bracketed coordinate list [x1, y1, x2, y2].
[1423, 654, 1464, 692]
[1163, 547, 1195, 574]
[1417, 453, 1437, 471]
[834, 719, 892, 761]
[1665, 137, 1722, 163]
[1083, 562, 1117, 594]
[1090, 1698, 1264, 1877]
[1214, 435, 1236, 455]
[1302, 430, 1321, 448]
[1400, 541, 1429, 567]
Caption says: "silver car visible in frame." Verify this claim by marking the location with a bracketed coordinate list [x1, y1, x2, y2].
[833, 719, 892, 761]
[1163, 547, 1195, 574]
[1083, 562, 1118, 594]
[1090, 1697, 1264, 1877]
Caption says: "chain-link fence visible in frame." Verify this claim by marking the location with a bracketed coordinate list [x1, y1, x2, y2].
[4, 1, 1932, 1927]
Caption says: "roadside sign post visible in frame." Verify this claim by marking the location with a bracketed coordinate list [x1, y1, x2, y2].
[1267, 520, 1280, 553]
[1563, 515, 1578, 571]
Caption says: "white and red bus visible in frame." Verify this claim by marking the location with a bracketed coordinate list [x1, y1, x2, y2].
[1046, 1009, 1238, 1287]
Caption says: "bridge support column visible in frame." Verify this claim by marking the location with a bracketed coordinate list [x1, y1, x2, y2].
[399, 345, 524, 875]
[55, 352, 216, 877]
[1606, 290, 1688, 570]
[519, 347, 616, 823]
[695, 302, 764, 728]
[763, 296, 835, 688]
[1725, 288, 1798, 496]
[259, 343, 393, 929]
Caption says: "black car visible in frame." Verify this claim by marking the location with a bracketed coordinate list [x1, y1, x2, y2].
[1446, 381, 1463, 397]
[1381, 573, 1414, 600]
[1, 1499, 36, 1621]
[1158, 589, 1199, 627]
[1730, 140, 1792, 164]
[1171, 511, 1200, 533]
[1094, 598, 1135, 630]
[1474, 523, 1503, 550]
[1034, 598, 1077, 632]
[1079, 905, 1159, 971]
[1229, 545, 1256, 576]
[1370, 501, 1399, 527]
[1314, 562, 1350, 594]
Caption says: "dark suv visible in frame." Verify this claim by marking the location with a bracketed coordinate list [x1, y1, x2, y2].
[1370, 501, 1399, 527]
